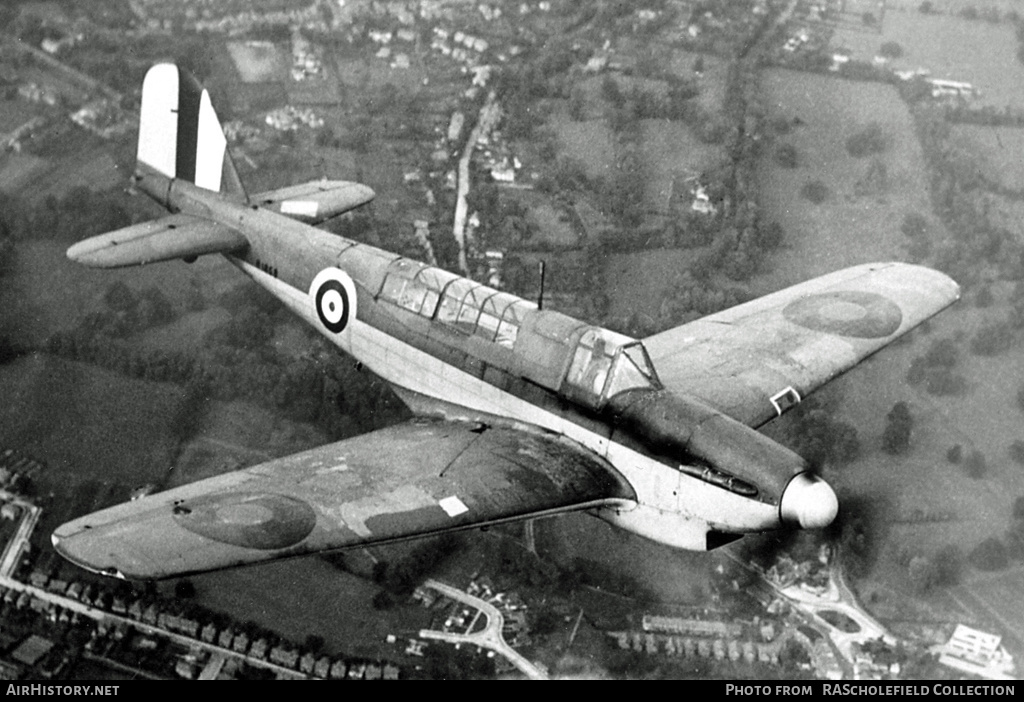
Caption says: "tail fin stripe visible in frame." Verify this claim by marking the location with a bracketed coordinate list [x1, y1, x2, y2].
[195, 91, 227, 192]
[174, 71, 201, 184]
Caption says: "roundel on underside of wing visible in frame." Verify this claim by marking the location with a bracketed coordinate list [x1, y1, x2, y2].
[171, 492, 317, 550]
[782, 291, 903, 339]
[310, 267, 357, 334]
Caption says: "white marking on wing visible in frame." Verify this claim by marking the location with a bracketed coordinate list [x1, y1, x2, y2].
[438, 495, 469, 517]
[281, 200, 319, 217]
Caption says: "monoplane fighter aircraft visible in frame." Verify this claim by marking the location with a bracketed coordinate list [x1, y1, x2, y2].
[53, 65, 960, 580]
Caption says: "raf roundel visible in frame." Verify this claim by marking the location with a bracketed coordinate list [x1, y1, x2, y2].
[310, 268, 357, 335]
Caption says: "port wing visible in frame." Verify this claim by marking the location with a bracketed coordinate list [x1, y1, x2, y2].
[252, 180, 375, 224]
[644, 262, 960, 428]
[66, 213, 247, 268]
[53, 419, 634, 580]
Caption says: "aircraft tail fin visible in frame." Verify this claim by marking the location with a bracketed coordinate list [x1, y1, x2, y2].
[137, 63, 246, 199]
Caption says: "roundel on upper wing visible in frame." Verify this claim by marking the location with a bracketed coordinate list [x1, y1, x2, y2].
[310, 268, 357, 334]
[782, 291, 903, 339]
[171, 492, 317, 550]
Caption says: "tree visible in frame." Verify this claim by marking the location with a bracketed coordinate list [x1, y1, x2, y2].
[908, 555, 937, 593]
[933, 545, 963, 586]
[901, 212, 928, 239]
[304, 634, 325, 654]
[947, 444, 963, 464]
[567, 86, 586, 121]
[970, 537, 1008, 571]
[776, 143, 798, 168]
[1009, 440, 1024, 465]
[879, 42, 904, 59]
[963, 449, 987, 479]
[800, 180, 829, 204]
[882, 402, 912, 454]
[970, 320, 1016, 356]
[846, 123, 887, 158]
[601, 75, 625, 108]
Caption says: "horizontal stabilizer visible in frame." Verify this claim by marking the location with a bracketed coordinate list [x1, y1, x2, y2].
[52, 419, 634, 580]
[253, 180, 375, 224]
[66, 213, 247, 268]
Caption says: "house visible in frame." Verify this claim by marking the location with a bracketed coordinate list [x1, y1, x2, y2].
[938, 624, 1016, 680]
[269, 645, 298, 668]
[11, 635, 53, 666]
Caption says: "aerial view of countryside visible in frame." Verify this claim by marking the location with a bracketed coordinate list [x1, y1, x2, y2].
[0, 0, 1022, 682]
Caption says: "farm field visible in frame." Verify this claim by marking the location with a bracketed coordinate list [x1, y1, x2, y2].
[604, 248, 699, 322]
[0, 153, 48, 194]
[0, 354, 182, 488]
[0, 99, 39, 133]
[989, 196, 1024, 239]
[548, 115, 615, 180]
[0, 240, 237, 347]
[951, 568, 1024, 649]
[754, 68, 934, 288]
[639, 119, 720, 216]
[669, 48, 730, 115]
[832, 10, 1024, 110]
[31, 151, 122, 202]
[950, 125, 1024, 192]
[188, 553, 432, 658]
[538, 511, 714, 605]
[226, 41, 289, 83]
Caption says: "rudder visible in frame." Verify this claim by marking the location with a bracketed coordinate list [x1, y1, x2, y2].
[137, 63, 245, 197]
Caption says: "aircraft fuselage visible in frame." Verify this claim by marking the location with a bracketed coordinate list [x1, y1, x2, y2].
[141, 172, 824, 550]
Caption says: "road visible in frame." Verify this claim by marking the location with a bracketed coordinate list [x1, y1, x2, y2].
[0, 491, 40, 578]
[451, 92, 500, 276]
[418, 579, 548, 680]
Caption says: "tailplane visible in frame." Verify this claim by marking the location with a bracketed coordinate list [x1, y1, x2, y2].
[137, 63, 246, 198]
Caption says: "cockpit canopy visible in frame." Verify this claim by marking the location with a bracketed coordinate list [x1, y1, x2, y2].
[379, 259, 536, 348]
[562, 328, 660, 408]
[377, 258, 661, 408]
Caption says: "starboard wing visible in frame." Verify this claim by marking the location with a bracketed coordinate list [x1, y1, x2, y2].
[643, 262, 960, 428]
[66, 213, 247, 268]
[53, 419, 635, 580]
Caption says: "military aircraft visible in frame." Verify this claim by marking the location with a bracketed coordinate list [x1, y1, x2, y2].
[53, 64, 960, 580]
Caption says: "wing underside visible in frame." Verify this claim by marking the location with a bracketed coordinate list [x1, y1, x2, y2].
[53, 420, 634, 580]
[644, 262, 960, 428]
